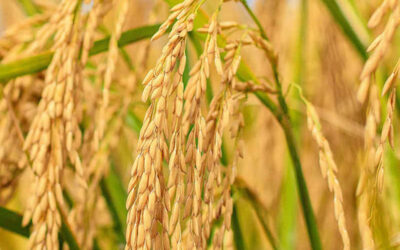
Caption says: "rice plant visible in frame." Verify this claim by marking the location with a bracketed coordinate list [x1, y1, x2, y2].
[0, 0, 399, 249]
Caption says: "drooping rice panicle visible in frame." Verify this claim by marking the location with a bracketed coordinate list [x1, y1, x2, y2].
[125, 1, 198, 249]
[293, 84, 350, 250]
[21, 1, 86, 249]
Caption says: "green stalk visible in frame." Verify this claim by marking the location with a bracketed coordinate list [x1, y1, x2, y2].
[282, 120, 321, 250]
[239, 0, 267, 40]
[0, 207, 80, 250]
[234, 182, 278, 250]
[0, 24, 161, 82]
[240, 1, 322, 249]
[250, 202, 277, 250]
[99, 163, 128, 243]
[278, 0, 307, 247]
[257, 89, 322, 250]
[278, 160, 297, 250]
[232, 204, 246, 250]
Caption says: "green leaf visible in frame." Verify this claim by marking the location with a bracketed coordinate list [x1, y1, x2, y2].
[125, 111, 143, 134]
[100, 163, 128, 243]
[0, 24, 161, 82]
[318, 0, 369, 60]
[88, 24, 160, 56]
[0, 207, 80, 250]
[278, 161, 298, 250]
[282, 122, 322, 250]
[0, 52, 53, 83]
[17, 0, 41, 16]
[0, 207, 30, 237]
[59, 215, 81, 250]
[235, 184, 278, 250]
[232, 204, 246, 250]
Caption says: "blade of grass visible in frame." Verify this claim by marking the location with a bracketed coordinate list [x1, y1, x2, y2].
[280, 116, 322, 250]
[278, 161, 298, 250]
[59, 213, 81, 250]
[249, 200, 278, 250]
[234, 181, 278, 250]
[0, 207, 30, 237]
[0, 52, 53, 82]
[125, 110, 143, 133]
[99, 163, 128, 243]
[232, 203, 246, 250]
[97, 25, 135, 71]
[345, 0, 370, 33]
[88, 24, 160, 56]
[0, 207, 80, 250]
[0, 24, 161, 82]
[62, 189, 102, 250]
[318, 0, 368, 60]
[277, 0, 307, 247]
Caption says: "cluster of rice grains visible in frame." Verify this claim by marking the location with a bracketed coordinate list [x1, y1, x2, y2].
[124, 0, 268, 249]
[0, 3, 58, 206]
[303, 97, 350, 250]
[358, 0, 400, 248]
[1, 0, 385, 249]
[0, 0, 134, 249]
[20, 1, 90, 249]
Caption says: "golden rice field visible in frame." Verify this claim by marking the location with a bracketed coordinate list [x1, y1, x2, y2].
[0, 0, 399, 249]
